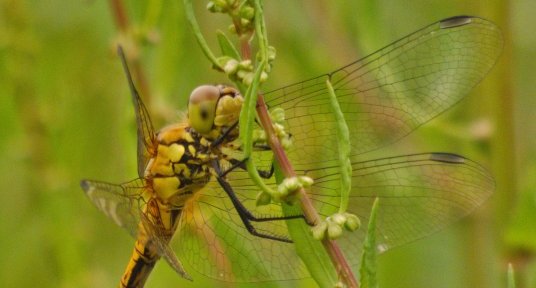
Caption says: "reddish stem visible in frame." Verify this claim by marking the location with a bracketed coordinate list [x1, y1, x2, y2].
[240, 34, 252, 60]
[255, 95, 359, 288]
[109, 0, 129, 31]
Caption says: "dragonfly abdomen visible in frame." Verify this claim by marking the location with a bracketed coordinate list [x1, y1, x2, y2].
[120, 238, 159, 288]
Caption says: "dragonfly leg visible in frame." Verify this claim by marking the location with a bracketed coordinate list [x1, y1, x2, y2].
[212, 159, 304, 243]
[257, 164, 274, 178]
[221, 158, 274, 179]
[210, 122, 238, 148]
[252, 143, 271, 151]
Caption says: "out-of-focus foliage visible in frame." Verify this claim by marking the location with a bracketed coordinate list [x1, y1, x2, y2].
[1, 0, 535, 287]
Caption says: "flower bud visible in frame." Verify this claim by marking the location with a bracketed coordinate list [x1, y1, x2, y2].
[223, 59, 239, 74]
[344, 213, 361, 231]
[256, 192, 272, 206]
[238, 59, 252, 70]
[240, 6, 255, 20]
[267, 46, 277, 60]
[327, 221, 343, 239]
[298, 176, 314, 187]
[270, 107, 285, 123]
[331, 213, 347, 226]
[311, 221, 328, 240]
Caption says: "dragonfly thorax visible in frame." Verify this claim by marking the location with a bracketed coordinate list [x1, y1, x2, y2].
[188, 84, 243, 141]
[147, 123, 213, 204]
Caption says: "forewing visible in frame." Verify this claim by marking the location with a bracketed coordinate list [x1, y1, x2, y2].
[118, 47, 157, 178]
[264, 16, 502, 167]
[80, 178, 147, 238]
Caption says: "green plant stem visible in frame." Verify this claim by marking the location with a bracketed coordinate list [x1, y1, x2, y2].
[249, 1, 357, 287]
[183, 1, 358, 286]
[183, 0, 222, 71]
[241, 61, 278, 195]
[256, 95, 359, 288]
[239, 34, 252, 60]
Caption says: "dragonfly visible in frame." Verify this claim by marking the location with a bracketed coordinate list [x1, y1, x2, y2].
[81, 16, 501, 287]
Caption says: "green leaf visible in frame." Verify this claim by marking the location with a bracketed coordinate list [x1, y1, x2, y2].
[216, 30, 241, 59]
[507, 263, 516, 288]
[360, 198, 379, 288]
[276, 166, 338, 288]
[325, 79, 352, 213]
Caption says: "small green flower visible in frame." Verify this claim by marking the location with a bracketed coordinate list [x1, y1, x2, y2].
[278, 177, 300, 195]
[312, 221, 328, 240]
[327, 220, 343, 239]
[238, 59, 253, 70]
[297, 176, 314, 187]
[267, 45, 277, 60]
[252, 128, 266, 143]
[239, 6, 255, 20]
[270, 107, 285, 123]
[334, 281, 345, 288]
[223, 59, 239, 74]
[312, 212, 361, 240]
[241, 73, 254, 86]
[280, 137, 292, 149]
[256, 191, 272, 206]
[344, 213, 361, 231]
[331, 213, 347, 226]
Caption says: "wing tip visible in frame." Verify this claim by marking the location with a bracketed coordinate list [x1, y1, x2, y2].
[80, 179, 95, 194]
[80, 179, 89, 191]
[440, 15, 474, 29]
[429, 152, 466, 164]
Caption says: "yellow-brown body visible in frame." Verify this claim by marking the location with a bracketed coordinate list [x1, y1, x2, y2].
[120, 122, 214, 288]
[81, 50, 245, 288]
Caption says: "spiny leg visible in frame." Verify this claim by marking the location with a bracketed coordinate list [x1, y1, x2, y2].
[211, 159, 304, 243]
[223, 158, 274, 179]
[210, 122, 238, 148]
[209, 118, 277, 178]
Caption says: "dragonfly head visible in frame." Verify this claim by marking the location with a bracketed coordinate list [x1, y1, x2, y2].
[188, 85, 243, 140]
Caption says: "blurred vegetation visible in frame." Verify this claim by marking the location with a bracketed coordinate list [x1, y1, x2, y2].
[1, 0, 535, 287]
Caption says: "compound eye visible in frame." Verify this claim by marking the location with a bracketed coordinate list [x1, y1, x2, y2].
[188, 85, 220, 134]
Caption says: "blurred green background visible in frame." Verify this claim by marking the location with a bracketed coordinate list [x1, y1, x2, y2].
[1, 0, 535, 287]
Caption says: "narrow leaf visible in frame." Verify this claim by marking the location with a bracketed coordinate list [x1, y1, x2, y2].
[507, 263, 516, 288]
[276, 166, 338, 288]
[216, 30, 240, 59]
[360, 198, 379, 288]
[325, 79, 352, 213]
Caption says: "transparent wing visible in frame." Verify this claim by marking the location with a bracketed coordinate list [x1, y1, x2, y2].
[140, 203, 192, 280]
[80, 178, 147, 238]
[174, 173, 306, 282]
[118, 46, 157, 178]
[264, 16, 503, 168]
[172, 152, 493, 281]
[172, 16, 500, 281]
[307, 153, 494, 267]
[81, 178, 192, 279]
